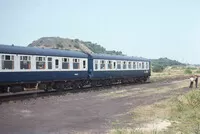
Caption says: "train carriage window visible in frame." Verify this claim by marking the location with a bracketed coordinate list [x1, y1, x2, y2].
[138, 62, 142, 69]
[133, 62, 136, 69]
[62, 58, 69, 69]
[100, 60, 105, 69]
[48, 57, 52, 69]
[36, 56, 46, 69]
[73, 58, 80, 69]
[117, 61, 121, 69]
[146, 62, 149, 69]
[123, 61, 127, 69]
[95, 60, 98, 70]
[55, 59, 59, 69]
[108, 61, 112, 69]
[142, 62, 145, 69]
[20, 56, 31, 69]
[128, 61, 132, 69]
[1, 55, 14, 70]
[113, 62, 116, 69]
[83, 60, 86, 69]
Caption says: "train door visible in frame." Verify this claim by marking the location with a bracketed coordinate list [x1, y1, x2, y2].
[55, 59, 59, 70]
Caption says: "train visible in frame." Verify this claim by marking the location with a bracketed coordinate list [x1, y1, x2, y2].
[0, 44, 151, 93]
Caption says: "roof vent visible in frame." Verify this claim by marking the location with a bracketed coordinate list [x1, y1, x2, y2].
[11, 44, 14, 46]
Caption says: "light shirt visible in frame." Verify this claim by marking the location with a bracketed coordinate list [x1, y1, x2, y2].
[190, 77, 194, 82]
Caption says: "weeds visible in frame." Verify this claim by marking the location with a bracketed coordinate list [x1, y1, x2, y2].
[171, 90, 200, 134]
[110, 128, 159, 134]
[111, 90, 200, 134]
[196, 70, 200, 74]
[184, 68, 192, 74]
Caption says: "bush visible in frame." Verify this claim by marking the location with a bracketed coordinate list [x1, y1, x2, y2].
[184, 69, 192, 74]
[195, 69, 200, 74]
[74, 43, 80, 49]
[171, 66, 178, 69]
[152, 65, 165, 72]
[56, 43, 63, 49]
[187, 67, 197, 70]
[172, 90, 200, 133]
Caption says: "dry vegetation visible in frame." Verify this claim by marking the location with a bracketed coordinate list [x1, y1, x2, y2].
[151, 66, 200, 82]
[110, 66, 200, 134]
[110, 90, 200, 134]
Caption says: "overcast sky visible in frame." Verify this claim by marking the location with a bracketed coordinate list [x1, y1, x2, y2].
[0, 0, 200, 64]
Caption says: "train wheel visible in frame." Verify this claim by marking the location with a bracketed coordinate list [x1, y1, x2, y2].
[10, 86, 24, 93]
[0, 86, 7, 93]
[91, 80, 97, 87]
[38, 83, 47, 91]
[45, 83, 53, 92]
[107, 80, 112, 86]
[101, 80, 106, 87]
[55, 83, 65, 92]
[72, 84, 78, 89]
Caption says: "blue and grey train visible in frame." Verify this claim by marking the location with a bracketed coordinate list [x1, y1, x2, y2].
[0, 44, 151, 93]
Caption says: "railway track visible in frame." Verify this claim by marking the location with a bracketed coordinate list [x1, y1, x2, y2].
[0, 75, 188, 104]
[0, 82, 149, 104]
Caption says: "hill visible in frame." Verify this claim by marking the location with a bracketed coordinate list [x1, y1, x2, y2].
[151, 57, 185, 67]
[151, 58, 186, 72]
[28, 37, 186, 72]
[28, 37, 124, 55]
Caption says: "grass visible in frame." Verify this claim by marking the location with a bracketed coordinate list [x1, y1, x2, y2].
[110, 128, 160, 134]
[109, 67, 200, 134]
[151, 66, 200, 83]
[110, 89, 200, 134]
[151, 67, 186, 82]
[170, 90, 200, 134]
[196, 70, 200, 74]
[184, 68, 192, 74]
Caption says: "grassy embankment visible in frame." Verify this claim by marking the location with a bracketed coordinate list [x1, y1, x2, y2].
[151, 66, 200, 82]
[110, 66, 200, 134]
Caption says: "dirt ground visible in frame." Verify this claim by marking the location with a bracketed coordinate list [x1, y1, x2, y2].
[0, 79, 191, 134]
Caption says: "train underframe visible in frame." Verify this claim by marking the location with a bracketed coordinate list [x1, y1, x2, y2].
[0, 76, 150, 93]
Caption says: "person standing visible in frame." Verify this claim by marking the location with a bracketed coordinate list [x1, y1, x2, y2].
[189, 76, 194, 88]
[195, 75, 199, 88]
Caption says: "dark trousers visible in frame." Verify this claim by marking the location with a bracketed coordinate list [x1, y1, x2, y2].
[189, 81, 194, 88]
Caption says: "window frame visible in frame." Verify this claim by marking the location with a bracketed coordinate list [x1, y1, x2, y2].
[113, 61, 116, 69]
[142, 62, 145, 69]
[1, 54, 15, 70]
[123, 61, 127, 70]
[94, 60, 99, 70]
[63, 58, 69, 63]
[138, 62, 142, 69]
[62, 57, 69, 69]
[133, 61, 137, 69]
[117, 61, 121, 70]
[146, 62, 149, 70]
[73, 58, 80, 69]
[100, 60, 105, 70]
[19, 55, 31, 70]
[47, 57, 53, 69]
[128, 61, 132, 69]
[107, 60, 112, 69]
[36, 56, 46, 70]
[83, 59, 87, 69]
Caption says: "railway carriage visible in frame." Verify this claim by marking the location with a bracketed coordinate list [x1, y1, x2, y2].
[0, 44, 151, 93]
[0, 44, 88, 92]
[88, 53, 151, 86]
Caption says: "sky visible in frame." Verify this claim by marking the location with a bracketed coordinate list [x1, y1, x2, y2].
[0, 0, 200, 64]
